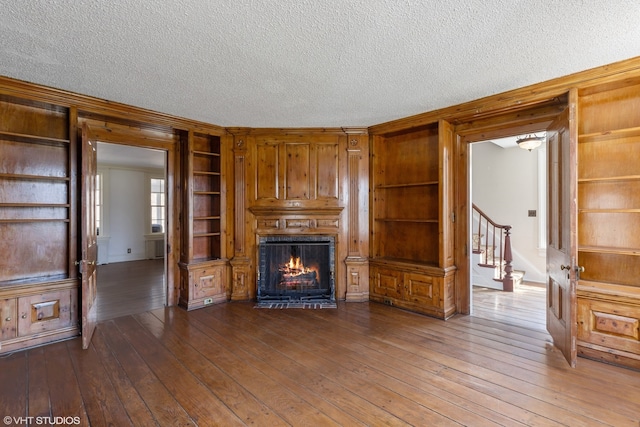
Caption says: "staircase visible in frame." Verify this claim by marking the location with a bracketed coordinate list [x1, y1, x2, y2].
[472, 204, 522, 292]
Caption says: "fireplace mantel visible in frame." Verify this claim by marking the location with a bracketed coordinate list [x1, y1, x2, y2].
[250, 205, 344, 235]
[249, 206, 344, 217]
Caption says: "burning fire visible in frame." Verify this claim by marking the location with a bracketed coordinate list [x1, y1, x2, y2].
[281, 255, 314, 276]
[277, 253, 320, 289]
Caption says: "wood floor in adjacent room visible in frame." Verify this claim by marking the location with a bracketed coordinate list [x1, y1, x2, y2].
[472, 282, 547, 332]
[2, 289, 639, 426]
[96, 259, 166, 322]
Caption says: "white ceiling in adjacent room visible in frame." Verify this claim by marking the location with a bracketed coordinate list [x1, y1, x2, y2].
[97, 142, 165, 169]
[1, 0, 639, 127]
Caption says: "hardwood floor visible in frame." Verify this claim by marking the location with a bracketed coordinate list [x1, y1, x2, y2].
[96, 259, 166, 322]
[2, 298, 639, 426]
[472, 282, 547, 332]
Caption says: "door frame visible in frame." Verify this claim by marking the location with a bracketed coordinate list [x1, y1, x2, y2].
[466, 135, 548, 306]
[81, 121, 180, 307]
[453, 99, 567, 315]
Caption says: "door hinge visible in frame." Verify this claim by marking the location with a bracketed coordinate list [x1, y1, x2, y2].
[450, 212, 455, 223]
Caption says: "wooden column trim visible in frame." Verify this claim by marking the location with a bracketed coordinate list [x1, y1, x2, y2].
[230, 135, 251, 300]
[343, 127, 369, 302]
[69, 106, 79, 279]
[347, 139, 363, 256]
[233, 137, 247, 256]
[185, 130, 195, 262]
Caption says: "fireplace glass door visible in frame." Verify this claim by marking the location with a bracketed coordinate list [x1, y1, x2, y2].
[258, 236, 335, 302]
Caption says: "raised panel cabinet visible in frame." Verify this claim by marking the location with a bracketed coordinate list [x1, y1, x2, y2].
[0, 298, 17, 340]
[17, 289, 75, 336]
[371, 266, 403, 300]
[577, 286, 640, 368]
[370, 260, 455, 319]
[179, 261, 228, 310]
[0, 282, 78, 353]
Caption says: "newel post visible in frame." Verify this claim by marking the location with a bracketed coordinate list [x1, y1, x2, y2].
[502, 226, 514, 292]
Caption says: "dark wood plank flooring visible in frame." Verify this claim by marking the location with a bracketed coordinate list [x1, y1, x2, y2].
[96, 259, 165, 321]
[2, 297, 639, 426]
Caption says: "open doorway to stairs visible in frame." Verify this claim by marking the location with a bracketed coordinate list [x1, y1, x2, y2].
[95, 142, 167, 321]
[469, 134, 547, 331]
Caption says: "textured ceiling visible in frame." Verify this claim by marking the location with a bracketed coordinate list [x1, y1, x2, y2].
[1, 1, 639, 128]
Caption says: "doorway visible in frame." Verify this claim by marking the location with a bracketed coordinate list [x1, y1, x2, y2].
[95, 142, 167, 321]
[468, 134, 547, 331]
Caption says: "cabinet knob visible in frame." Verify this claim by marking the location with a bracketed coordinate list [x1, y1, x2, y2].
[4, 317, 10, 322]
[21, 314, 27, 319]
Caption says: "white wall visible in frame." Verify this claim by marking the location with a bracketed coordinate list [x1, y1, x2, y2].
[109, 169, 146, 262]
[98, 166, 163, 264]
[471, 141, 546, 283]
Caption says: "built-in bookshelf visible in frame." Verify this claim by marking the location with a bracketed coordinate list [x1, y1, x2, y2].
[179, 131, 227, 310]
[576, 79, 640, 369]
[369, 121, 456, 319]
[0, 97, 72, 283]
[0, 95, 78, 353]
[191, 134, 222, 261]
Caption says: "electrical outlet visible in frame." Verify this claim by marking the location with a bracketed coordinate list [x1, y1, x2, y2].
[203, 298, 213, 305]
[127, 248, 131, 253]
[528, 210, 537, 217]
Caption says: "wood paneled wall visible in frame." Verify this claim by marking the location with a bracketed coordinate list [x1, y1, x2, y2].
[371, 57, 640, 370]
[3, 56, 640, 368]
[0, 77, 224, 353]
[225, 128, 369, 302]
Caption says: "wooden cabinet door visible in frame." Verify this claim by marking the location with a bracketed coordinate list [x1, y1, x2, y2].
[192, 266, 225, 301]
[17, 290, 73, 336]
[404, 272, 438, 307]
[80, 124, 98, 349]
[0, 299, 17, 340]
[371, 267, 403, 300]
[546, 99, 578, 367]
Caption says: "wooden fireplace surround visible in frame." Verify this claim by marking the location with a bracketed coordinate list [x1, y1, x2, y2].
[226, 128, 370, 303]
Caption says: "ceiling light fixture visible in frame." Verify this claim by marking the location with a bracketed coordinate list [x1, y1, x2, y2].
[516, 134, 544, 151]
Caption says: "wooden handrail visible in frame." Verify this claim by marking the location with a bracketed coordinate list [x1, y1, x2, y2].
[472, 204, 514, 292]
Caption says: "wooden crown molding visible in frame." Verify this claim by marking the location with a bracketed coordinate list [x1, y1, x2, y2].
[368, 56, 640, 135]
[0, 75, 226, 134]
[224, 127, 354, 136]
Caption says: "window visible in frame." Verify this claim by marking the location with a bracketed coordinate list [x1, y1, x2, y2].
[95, 173, 102, 236]
[150, 178, 165, 233]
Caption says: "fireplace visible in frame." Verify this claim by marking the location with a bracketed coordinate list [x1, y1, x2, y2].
[257, 235, 335, 303]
